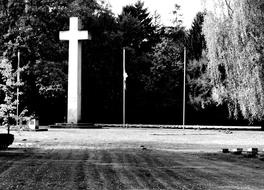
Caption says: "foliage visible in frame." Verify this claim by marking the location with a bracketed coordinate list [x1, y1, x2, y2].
[0, 57, 19, 133]
[0, 0, 232, 125]
[145, 38, 183, 94]
[186, 11, 213, 111]
[188, 53, 213, 109]
[144, 3, 186, 91]
[118, 0, 160, 85]
[34, 60, 67, 98]
[119, 1, 159, 53]
[172, 4, 183, 26]
[0, 0, 100, 123]
[143, 4, 187, 117]
[203, 0, 264, 121]
[188, 12, 206, 60]
[111, 1, 164, 123]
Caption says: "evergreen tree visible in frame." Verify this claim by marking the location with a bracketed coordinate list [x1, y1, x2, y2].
[187, 12, 212, 110]
[188, 12, 206, 60]
[119, 1, 158, 53]
[116, 1, 161, 123]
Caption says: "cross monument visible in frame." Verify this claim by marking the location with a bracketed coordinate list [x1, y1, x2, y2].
[60, 17, 91, 123]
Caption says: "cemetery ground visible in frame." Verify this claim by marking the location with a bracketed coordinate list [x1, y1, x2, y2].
[0, 128, 264, 189]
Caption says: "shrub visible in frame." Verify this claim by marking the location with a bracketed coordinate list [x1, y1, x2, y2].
[0, 134, 14, 149]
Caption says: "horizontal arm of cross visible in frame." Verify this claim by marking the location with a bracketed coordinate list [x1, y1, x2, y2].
[60, 31, 91, 41]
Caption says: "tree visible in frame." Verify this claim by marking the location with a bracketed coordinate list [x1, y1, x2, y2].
[118, 0, 160, 80]
[188, 12, 206, 60]
[0, 0, 29, 130]
[0, 0, 104, 123]
[172, 4, 183, 26]
[0, 0, 68, 123]
[119, 1, 159, 53]
[203, 0, 264, 121]
[0, 57, 18, 133]
[145, 37, 183, 95]
[187, 52, 212, 110]
[116, 1, 161, 123]
[79, 7, 125, 123]
[142, 4, 188, 123]
[186, 11, 212, 110]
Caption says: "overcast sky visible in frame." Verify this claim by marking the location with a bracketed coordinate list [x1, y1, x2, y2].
[106, 0, 203, 28]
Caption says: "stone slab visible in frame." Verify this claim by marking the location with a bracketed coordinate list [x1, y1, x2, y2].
[34, 126, 49, 132]
[242, 148, 258, 158]
[222, 148, 229, 153]
[247, 148, 258, 154]
[231, 148, 243, 155]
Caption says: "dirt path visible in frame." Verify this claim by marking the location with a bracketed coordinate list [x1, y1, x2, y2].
[0, 128, 264, 189]
[0, 148, 264, 189]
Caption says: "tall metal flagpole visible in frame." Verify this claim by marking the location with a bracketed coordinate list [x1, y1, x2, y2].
[123, 48, 127, 128]
[183, 47, 186, 129]
[16, 50, 20, 127]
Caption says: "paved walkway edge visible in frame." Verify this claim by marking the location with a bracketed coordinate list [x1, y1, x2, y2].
[95, 124, 262, 131]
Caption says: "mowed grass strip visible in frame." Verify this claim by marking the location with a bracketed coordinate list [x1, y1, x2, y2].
[0, 149, 264, 189]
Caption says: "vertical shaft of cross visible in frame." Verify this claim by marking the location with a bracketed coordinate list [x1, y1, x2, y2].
[60, 17, 91, 123]
[68, 39, 80, 123]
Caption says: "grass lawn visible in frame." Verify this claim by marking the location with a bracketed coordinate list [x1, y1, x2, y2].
[0, 128, 264, 190]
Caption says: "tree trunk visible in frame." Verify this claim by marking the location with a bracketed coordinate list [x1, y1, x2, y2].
[7, 125, 10, 134]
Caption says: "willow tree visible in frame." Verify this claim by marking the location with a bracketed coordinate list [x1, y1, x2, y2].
[203, 0, 264, 121]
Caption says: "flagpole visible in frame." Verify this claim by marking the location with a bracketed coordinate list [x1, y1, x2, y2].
[123, 48, 126, 128]
[183, 47, 186, 129]
[17, 50, 20, 128]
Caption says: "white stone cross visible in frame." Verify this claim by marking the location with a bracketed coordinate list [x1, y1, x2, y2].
[59, 17, 91, 123]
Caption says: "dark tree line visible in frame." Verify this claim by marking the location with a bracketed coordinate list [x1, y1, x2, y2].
[0, 0, 249, 125]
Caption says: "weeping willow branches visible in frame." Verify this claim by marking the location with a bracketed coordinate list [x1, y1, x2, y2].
[203, 0, 264, 121]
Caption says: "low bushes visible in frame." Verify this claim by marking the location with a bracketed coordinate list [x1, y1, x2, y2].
[0, 134, 14, 149]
